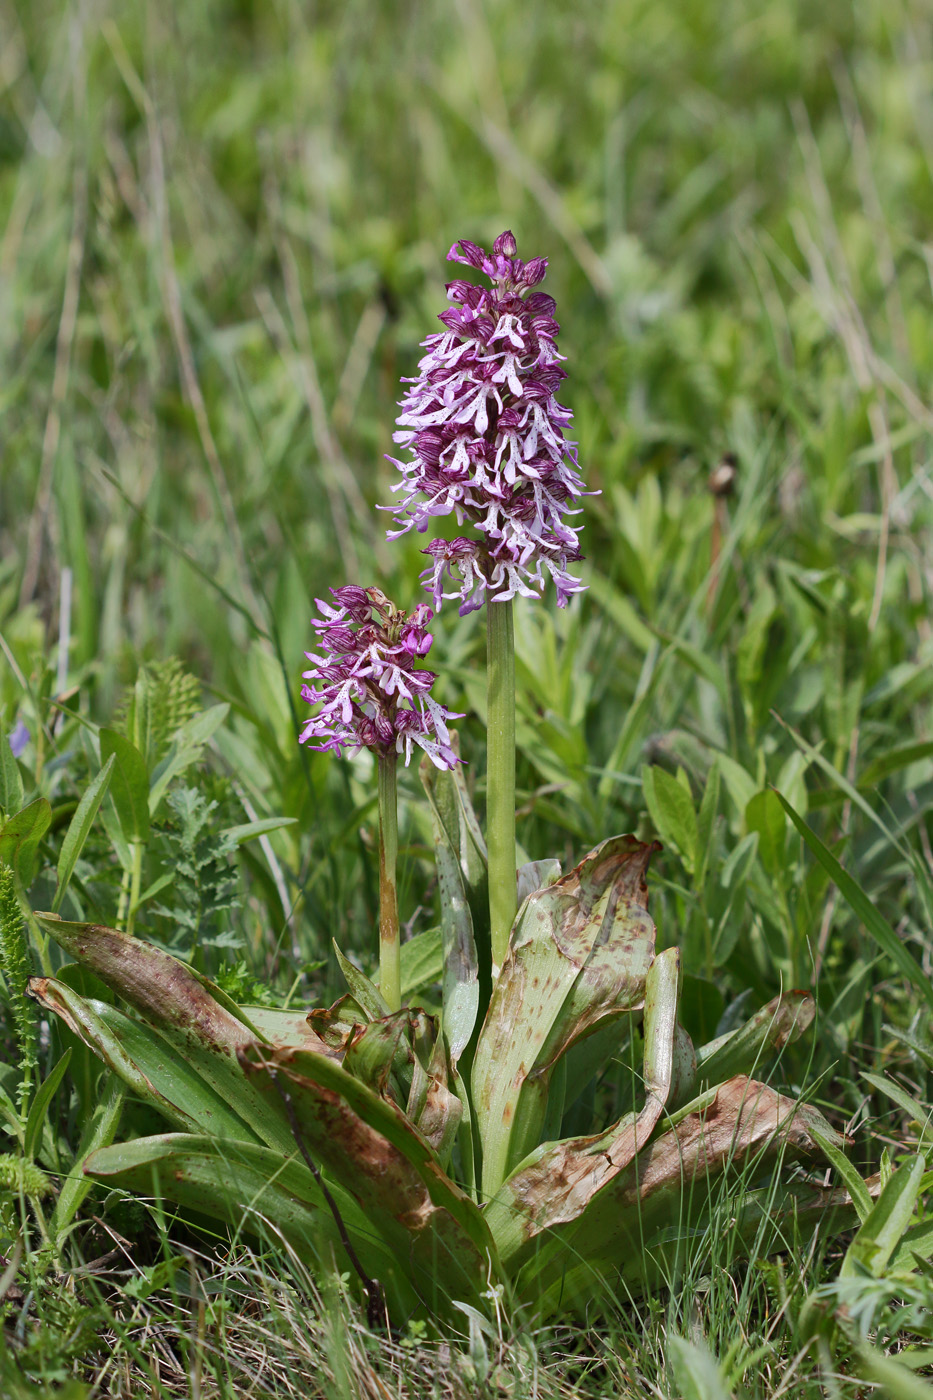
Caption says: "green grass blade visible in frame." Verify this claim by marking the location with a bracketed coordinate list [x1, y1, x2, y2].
[51, 1075, 125, 1240]
[775, 791, 933, 1014]
[842, 1155, 925, 1278]
[53, 754, 115, 913]
[24, 1048, 71, 1161]
[99, 729, 149, 843]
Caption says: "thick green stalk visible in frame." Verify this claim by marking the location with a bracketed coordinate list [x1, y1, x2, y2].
[378, 750, 400, 1012]
[486, 597, 516, 972]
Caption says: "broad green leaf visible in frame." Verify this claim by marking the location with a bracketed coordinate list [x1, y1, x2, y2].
[811, 1129, 873, 1223]
[33, 915, 296, 1156]
[53, 755, 115, 912]
[891, 1217, 933, 1275]
[421, 759, 479, 1068]
[100, 729, 149, 842]
[668, 1336, 732, 1400]
[776, 792, 933, 1015]
[221, 815, 297, 845]
[842, 1156, 925, 1278]
[24, 1048, 71, 1161]
[0, 797, 51, 886]
[400, 927, 443, 996]
[487, 946, 679, 1252]
[334, 941, 390, 1019]
[862, 1072, 933, 1144]
[717, 755, 758, 821]
[745, 789, 787, 878]
[641, 764, 697, 872]
[241, 1043, 499, 1308]
[0, 732, 24, 816]
[98, 796, 132, 873]
[508, 1077, 842, 1308]
[696, 991, 815, 1087]
[29, 977, 262, 1140]
[858, 1348, 933, 1399]
[147, 703, 230, 814]
[51, 1076, 124, 1240]
[85, 1132, 417, 1319]
[473, 836, 658, 1198]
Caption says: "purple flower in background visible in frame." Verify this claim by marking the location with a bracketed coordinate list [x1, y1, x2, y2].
[300, 587, 461, 769]
[8, 720, 29, 758]
[384, 230, 593, 614]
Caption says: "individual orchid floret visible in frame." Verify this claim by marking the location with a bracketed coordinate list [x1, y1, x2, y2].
[383, 229, 594, 612]
[300, 587, 461, 770]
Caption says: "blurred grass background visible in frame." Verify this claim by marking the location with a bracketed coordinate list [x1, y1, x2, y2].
[1, 0, 932, 1040]
[3, 2, 933, 1389]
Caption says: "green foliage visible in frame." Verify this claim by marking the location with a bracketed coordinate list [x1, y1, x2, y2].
[150, 786, 240, 952]
[0, 0, 931, 1388]
[0, 862, 36, 1107]
[114, 657, 202, 768]
[31, 823, 845, 1325]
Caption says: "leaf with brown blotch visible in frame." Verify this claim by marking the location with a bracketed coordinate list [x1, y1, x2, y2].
[413, 1031, 463, 1168]
[695, 990, 815, 1088]
[235, 1005, 341, 1058]
[240, 1042, 499, 1308]
[33, 914, 263, 1045]
[32, 915, 299, 1156]
[28, 977, 260, 1142]
[84, 1132, 420, 1319]
[486, 946, 680, 1244]
[472, 835, 659, 1198]
[500, 1076, 844, 1295]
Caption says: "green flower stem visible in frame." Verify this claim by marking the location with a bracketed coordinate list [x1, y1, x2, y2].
[378, 749, 401, 1012]
[487, 597, 516, 973]
[126, 840, 143, 938]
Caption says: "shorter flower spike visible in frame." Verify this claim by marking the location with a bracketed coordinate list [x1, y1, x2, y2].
[300, 588, 461, 770]
[383, 230, 595, 612]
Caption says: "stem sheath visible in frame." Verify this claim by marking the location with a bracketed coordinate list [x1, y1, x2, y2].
[487, 597, 516, 972]
[378, 750, 400, 1012]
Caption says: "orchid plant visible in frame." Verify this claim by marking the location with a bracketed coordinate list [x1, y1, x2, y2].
[26, 231, 865, 1322]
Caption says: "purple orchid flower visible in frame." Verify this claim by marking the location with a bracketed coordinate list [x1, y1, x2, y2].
[299, 587, 461, 769]
[383, 230, 594, 614]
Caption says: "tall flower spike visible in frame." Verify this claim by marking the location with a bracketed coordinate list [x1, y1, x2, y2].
[384, 230, 594, 614]
[300, 588, 461, 770]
